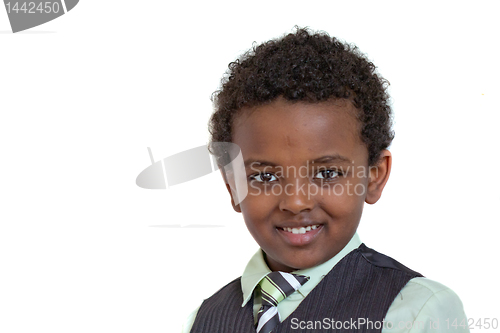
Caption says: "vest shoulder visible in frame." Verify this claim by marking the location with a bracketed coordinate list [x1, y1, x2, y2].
[191, 276, 254, 333]
[357, 243, 424, 277]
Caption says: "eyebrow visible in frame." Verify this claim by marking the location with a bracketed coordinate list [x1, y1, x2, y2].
[244, 154, 353, 167]
[312, 155, 353, 164]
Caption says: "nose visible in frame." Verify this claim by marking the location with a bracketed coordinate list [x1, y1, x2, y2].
[278, 178, 316, 214]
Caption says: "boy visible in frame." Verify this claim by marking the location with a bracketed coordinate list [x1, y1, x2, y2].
[182, 27, 469, 332]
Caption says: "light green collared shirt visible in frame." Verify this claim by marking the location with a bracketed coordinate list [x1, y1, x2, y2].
[182, 233, 469, 332]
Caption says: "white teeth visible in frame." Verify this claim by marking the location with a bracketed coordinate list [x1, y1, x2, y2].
[282, 225, 320, 234]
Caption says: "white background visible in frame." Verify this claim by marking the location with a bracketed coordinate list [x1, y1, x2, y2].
[1, 1, 499, 332]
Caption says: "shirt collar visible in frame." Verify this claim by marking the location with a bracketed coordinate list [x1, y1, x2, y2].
[240, 232, 362, 306]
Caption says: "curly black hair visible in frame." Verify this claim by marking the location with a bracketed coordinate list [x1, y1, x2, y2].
[208, 26, 394, 167]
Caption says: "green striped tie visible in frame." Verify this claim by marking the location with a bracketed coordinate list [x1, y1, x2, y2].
[256, 271, 309, 333]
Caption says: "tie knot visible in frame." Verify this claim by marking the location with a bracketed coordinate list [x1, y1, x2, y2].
[258, 271, 310, 307]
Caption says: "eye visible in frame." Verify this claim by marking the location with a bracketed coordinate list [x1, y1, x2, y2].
[249, 172, 278, 183]
[314, 169, 340, 180]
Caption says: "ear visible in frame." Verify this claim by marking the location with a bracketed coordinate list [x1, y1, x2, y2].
[365, 150, 392, 204]
[220, 169, 241, 213]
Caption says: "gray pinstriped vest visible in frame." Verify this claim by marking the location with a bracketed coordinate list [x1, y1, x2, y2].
[190, 244, 423, 333]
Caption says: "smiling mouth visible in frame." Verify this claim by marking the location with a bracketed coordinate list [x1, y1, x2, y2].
[276, 224, 323, 246]
[278, 224, 321, 234]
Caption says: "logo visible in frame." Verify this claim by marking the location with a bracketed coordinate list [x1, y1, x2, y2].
[3, 0, 79, 33]
[136, 143, 248, 206]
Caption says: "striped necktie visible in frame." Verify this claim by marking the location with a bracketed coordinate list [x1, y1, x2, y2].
[256, 271, 310, 333]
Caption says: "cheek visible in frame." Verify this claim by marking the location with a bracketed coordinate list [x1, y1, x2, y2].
[240, 196, 275, 230]
[318, 185, 365, 218]
[241, 193, 270, 213]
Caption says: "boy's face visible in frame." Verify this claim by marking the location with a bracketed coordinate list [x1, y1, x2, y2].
[227, 97, 390, 272]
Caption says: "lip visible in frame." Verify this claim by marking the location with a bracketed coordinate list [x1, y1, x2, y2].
[276, 224, 323, 246]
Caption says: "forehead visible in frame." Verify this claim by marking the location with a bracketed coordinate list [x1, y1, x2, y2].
[232, 98, 367, 165]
